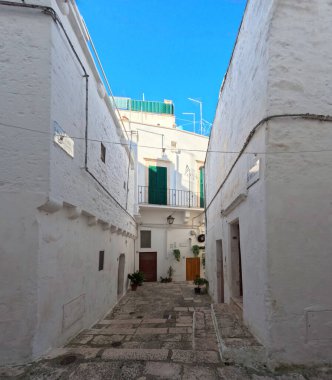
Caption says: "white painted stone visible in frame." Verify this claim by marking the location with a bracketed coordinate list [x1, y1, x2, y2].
[205, 0, 332, 365]
[66, 206, 81, 220]
[117, 107, 208, 281]
[0, 1, 136, 365]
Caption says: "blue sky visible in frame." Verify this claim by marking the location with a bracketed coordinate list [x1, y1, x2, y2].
[77, 0, 247, 134]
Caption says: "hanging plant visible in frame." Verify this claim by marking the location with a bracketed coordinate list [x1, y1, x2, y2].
[192, 245, 200, 257]
[173, 249, 181, 262]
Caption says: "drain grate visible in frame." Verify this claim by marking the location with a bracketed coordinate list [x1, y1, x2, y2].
[59, 355, 77, 366]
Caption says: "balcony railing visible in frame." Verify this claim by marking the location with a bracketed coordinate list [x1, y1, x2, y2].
[138, 186, 204, 208]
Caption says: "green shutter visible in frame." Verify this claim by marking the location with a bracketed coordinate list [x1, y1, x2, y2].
[200, 167, 205, 208]
[149, 166, 167, 205]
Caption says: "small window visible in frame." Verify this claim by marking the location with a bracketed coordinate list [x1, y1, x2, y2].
[140, 230, 151, 248]
[101, 143, 106, 163]
[99, 251, 104, 271]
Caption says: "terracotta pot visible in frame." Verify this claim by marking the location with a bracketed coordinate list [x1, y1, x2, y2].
[131, 283, 138, 291]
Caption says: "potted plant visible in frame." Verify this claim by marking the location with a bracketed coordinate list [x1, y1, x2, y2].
[173, 249, 181, 262]
[194, 276, 208, 294]
[128, 271, 144, 291]
[192, 245, 200, 257]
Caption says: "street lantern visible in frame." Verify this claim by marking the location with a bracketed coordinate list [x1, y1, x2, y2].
[167, 215, 175, 225]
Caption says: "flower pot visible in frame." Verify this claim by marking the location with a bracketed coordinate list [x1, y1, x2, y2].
[131, 283, 138, 291]
[194, 287, 201, 294]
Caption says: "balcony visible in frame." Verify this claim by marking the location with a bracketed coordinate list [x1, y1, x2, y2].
[138, 186, 204, 209]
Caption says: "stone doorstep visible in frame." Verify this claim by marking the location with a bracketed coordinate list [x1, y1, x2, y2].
[99, 319, 142, 325]
[141, 318, 167, 324]
[211, 303, 268, 368]
[102, 348, 169, 361]
[44, 347, 100, 360]
[171, 349, 220, 364]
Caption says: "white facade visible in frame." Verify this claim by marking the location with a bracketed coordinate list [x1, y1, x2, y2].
[0, 0, 136, 365]
[117, 104, 208, 282]
[205, 0, 332, 365]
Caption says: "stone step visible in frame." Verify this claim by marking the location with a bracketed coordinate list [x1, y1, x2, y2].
[211, 303, 267, 369]
[230, 297, 244, 322]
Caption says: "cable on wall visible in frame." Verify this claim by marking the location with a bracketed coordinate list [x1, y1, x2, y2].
[0, 0, 136, 224]
[204, 112, 332, 213]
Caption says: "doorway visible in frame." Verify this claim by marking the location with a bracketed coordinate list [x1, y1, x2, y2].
[139, 252, 157, 282]
[117, 254, 125, 298]
[230, 221, 243, 299]
[186, 257, 200, 281]
[216, 240, 224, 303]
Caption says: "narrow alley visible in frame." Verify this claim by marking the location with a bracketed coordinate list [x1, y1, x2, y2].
[1, 0, 332, 377]
[2, 283, 330, 379]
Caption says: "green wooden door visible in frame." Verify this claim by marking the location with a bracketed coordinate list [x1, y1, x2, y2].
[199, 167, 205, 208]
[148, 166, 167, 205]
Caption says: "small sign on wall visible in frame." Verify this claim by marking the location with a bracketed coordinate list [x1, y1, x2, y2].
[247, 158, 260, 188]
[54, 121, 74, 158]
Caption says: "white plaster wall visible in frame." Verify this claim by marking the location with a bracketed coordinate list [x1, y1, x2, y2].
[121, 114, 208, 282]
[205, 0, 273, 345]
[49, 1, 136, 232]
[132, 122, 208, 195]
[0, 0, 136, 365]
[120, 109, 176, 129]
[206, 0, 332, 365]
[0, 6, 52, 364]
[268, 0, 332, 116]
[260, 0, 332, 363]
[264, 121, 332, 364]
[137, 208, 205, 281]
[34, 208, 134, 358]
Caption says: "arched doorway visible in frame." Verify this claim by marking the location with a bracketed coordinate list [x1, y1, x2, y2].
[117, 254, 125, 298]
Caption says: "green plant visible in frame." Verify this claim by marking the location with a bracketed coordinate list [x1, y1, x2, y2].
[167, 266, 174, 278]
[173, 249, 181, 262]
[128, 271, 144, 285]
[160, 266, 175, 283]
[194, 277, 208, 288]
[192, 245, 200, 257]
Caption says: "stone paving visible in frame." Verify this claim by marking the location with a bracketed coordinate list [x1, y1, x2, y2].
[1, 282, 331, 379]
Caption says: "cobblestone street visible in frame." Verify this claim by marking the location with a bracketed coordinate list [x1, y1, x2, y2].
[1, 283, 331, 379]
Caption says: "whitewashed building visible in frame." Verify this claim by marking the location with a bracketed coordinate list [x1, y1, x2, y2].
[0, 0, 136, 365]
[115, 97, 208, 282]
[205, 0, 332, 365]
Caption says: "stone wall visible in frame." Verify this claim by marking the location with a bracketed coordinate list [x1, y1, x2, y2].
[0, 0, 136, 364]
[205, 0, 332, 365]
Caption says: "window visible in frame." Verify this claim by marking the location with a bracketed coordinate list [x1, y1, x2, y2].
[101, 143, 106, 163]
[140, 230, 151, 248]
[148, 166, 167, 205]
[99, 251, 104, 271]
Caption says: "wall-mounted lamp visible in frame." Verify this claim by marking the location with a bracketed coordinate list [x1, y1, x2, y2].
[167, 215, 175, 225]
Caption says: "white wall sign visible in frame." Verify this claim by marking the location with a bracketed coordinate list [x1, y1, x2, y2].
[54, 121, 74, 158]
[247, 158, 260, 188]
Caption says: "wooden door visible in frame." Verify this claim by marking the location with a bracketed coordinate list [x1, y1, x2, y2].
[186, 257, 200, 281]
[139, 252, 157, 282]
